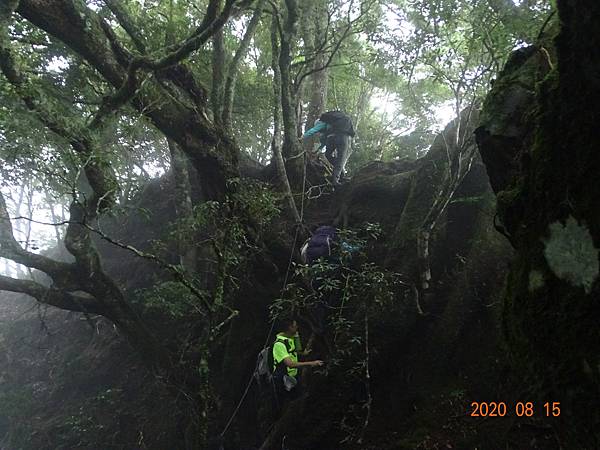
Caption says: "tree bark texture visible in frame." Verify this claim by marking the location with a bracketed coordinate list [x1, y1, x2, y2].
[211, 0, 226, 125]
[270, 12, 301, 223]
[302, 0, 329, 130]
[277, 0, 304, 187]
[168, 139, 198, 273]
[476, 3, 600, 445]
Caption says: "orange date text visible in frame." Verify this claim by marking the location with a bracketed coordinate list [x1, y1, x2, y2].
[469, 402, 560, 417]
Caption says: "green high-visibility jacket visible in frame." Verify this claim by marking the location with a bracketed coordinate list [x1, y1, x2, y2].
[272, 333, 300, 378]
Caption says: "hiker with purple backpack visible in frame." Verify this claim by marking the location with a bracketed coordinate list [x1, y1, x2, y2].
[299, 226, 337, 333]
[300, 225, 361, 334]
[300, 225, 337, 265]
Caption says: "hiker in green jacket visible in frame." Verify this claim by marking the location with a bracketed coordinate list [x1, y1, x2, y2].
[272, 317, 323, 399]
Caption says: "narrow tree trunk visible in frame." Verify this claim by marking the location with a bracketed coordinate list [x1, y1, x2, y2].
[168, 139, 198, 273]
[221, 0, 267, 130]
[353, 82, 372, 132]
[47, 195, 62, 244]
[278, 0, 304, 188]
[302, 0, 329, 129]
[212, 28, 226, 124]
[211, 0, 226, 125]
[271, 11, 301, 223]
[14, 182, 28, 279]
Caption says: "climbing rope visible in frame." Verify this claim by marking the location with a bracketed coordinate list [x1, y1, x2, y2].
[220, 149, 309, 439]
[306, 182, 333, 200]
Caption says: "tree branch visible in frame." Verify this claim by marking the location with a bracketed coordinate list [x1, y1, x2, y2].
[0, 275, 105, 314]
[295, 0, 376, 88]
[79, 218, 214, 315]
[17, 0, 239, 201]
[4, 206, 215, 316]
[222, 0, 268, 129]
[143, 0, 238, 71]
[0, 11, 119, 213]
[0, 191, 76, 281]
[104, 0, 146, 53]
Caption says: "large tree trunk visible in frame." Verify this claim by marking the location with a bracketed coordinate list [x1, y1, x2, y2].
[1, 3, 241, 445]
[476, 3, 600, 446]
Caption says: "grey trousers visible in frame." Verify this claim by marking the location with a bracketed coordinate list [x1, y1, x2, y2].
[325, 134, 351, 183]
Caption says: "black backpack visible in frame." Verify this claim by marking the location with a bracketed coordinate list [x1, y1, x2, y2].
[319, 111, 355, 137]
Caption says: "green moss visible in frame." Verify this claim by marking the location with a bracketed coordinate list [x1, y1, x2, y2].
[496, 24, 600, 442]
[496, 185, 520, 208]
[529, 68, 559, 163]
[527, 269, 545, 292]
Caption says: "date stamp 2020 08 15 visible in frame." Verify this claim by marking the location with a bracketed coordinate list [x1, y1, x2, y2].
[470, 401, 561, 417]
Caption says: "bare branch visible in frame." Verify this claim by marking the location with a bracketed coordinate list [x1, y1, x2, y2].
[209, 309, 240, 340]
[6, 210, 217, 317]
[0, 275, 105, 314]
[294, 0, 377, 88]
[0, 191, 74, 279]
[79, 219, 214, 315]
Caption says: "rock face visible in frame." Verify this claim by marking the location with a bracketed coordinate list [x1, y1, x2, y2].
[475, 2, 600, 447]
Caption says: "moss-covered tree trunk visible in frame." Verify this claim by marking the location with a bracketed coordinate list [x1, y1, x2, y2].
[476, 2, 600, 446]
[277, 0, 305, 189]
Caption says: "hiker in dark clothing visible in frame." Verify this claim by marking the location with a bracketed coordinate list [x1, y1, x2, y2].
[300, 225, 360, 266]
[299, 226, 337, 333]
[300, 225, 363, 334]
[303, 111, 355, 185]
[300, 225, 337, 265]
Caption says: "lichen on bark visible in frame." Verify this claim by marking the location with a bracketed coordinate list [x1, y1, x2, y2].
[476, 2, 600, 446]
[543, 216, 598, 294]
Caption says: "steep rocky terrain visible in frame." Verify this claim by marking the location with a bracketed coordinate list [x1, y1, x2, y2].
[3, 7, 599, 445]
[1, 113, 535, 450]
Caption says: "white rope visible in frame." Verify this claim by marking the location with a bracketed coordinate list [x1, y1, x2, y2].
[220, 149, 309, 438]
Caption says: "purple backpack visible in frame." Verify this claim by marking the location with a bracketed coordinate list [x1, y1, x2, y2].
[302, 226, 337, 264]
